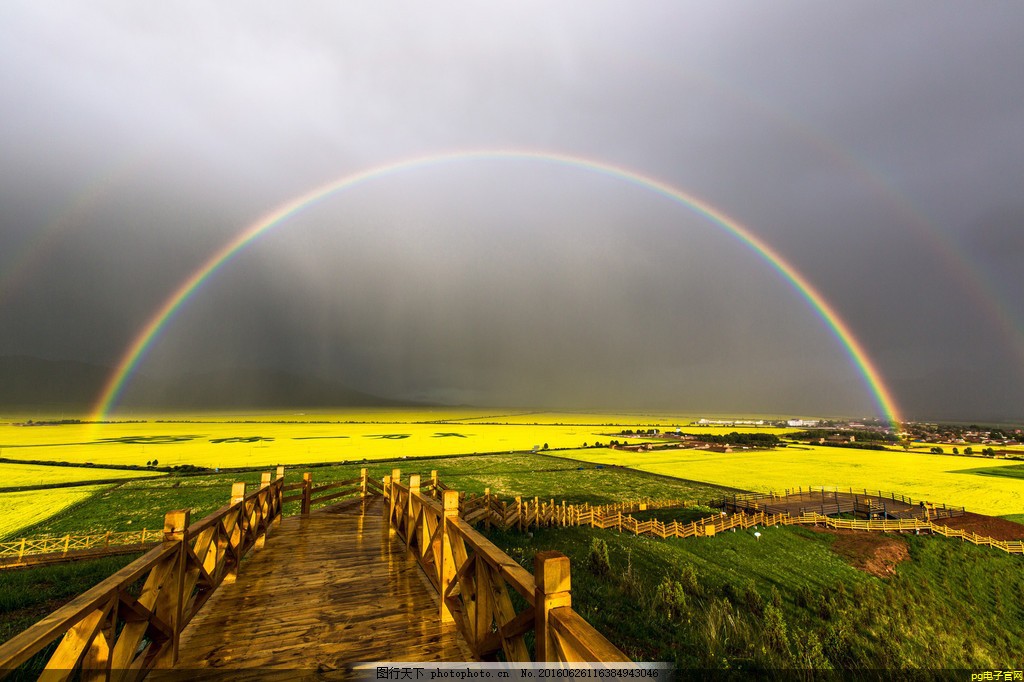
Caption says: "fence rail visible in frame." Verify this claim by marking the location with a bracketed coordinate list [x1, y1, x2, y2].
[1, 467, 380, 567]
[384, 470, 632, 664]
[0, 470, 287, 679]
[714, 485, 966, 521]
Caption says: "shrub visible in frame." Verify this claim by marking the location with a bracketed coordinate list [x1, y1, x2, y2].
[679, 563, 702, 597]
[743, 580, 765, 617]
[587, 537, 611, 577]
[621, 550, 644, 600]
[794, 628, 832, 670]
[761, 604, 790, 658]
[654, 575, 688, 621]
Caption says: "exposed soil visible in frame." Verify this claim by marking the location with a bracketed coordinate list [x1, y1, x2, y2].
[807, 527, 910, 578]
[932, 511, 1024, 541]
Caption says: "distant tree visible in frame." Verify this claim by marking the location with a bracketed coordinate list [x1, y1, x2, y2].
[146, 460, 152, 467]
[152, 459, 158, 466]
[964, 447, 974, 455]
[952, 447, 959, 455]
[543, 443, 549, 450]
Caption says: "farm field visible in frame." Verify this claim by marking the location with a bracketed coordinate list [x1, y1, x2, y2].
[11, 453, 730, 538]
[0, 410, 795, 469]
[0, 462, 161, 489]
[5, 456, 1022, 671]
[551, 444, 1024, 516]
[0, 485, 109, 539]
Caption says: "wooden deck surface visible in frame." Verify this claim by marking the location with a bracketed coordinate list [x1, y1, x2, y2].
[162, 498, 474, 675]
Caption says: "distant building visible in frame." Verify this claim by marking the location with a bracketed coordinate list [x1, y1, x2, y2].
[787, 419, 819, 428]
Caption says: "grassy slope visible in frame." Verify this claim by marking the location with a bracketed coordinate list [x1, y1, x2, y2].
[490, 522, 1024, 670]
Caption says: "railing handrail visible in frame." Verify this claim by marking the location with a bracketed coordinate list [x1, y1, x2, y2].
[0, 474, 288, 678]
[385, 474, 632, 663]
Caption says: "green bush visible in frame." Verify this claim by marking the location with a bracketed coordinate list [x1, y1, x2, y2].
[654, 575, 688, 621]
[588, 537, 611, 577]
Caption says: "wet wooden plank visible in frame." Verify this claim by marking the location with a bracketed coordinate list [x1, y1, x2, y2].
[165, 499, 474, 672]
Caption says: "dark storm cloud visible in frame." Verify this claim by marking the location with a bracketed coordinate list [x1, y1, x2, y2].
[1, 1, 1022, 420]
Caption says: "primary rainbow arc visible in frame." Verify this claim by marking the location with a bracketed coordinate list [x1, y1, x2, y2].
[91, 149, 903, 427]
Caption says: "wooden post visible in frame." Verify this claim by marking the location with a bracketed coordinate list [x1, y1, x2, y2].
[389, 470, 401, 536]
[163, 509, 190, 665]
[439, 490, 459, 623]
[534, 551, 572, 662]
[225, 483, 246, 583]
[431, 470, 439, 497]
[484, 488, 491, 530]
[382, 475, 393, 536]
[407, 475, 421, 556]
[231, 482, 246, 505]
[273, 467, 285, 528]
[516, 496, 523, 531]
[256, 475, 271, 550]
[301, 473, 312, 515]
[360, 468, 368, 500]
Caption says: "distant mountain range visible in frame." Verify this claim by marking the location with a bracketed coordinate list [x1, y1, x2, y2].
[0, 356, 416, 411]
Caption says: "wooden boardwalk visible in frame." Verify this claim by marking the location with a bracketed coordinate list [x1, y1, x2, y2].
[0, 472, 631, 678]
[164, 498, 473, 674]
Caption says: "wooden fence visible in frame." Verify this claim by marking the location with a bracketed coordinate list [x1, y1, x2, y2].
[384, 469, 632, 664]
[457, 490, 692, 532]
[715, 485, 965, 520]
[0, 467, 383, 568]
[565, 507, 1024, 554]
[0, 470, 287, 679]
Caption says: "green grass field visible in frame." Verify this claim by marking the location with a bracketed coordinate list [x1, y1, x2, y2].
[7, 453, 730, 539]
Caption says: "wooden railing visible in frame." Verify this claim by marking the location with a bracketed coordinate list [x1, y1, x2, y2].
[715, 485, 966, 520]
[0, 471, 286, 679]
[458, 489, 691, 532]
[578, 508, 1024, 554]
[383, 469, 632, 664]
[0, 529, 160, 566]
[4, 468, 382, 567]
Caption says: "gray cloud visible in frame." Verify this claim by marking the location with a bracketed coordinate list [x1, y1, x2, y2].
[1, 1, 1022, 421]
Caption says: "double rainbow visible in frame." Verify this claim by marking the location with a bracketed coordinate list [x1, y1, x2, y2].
[90, 150, 902, 427]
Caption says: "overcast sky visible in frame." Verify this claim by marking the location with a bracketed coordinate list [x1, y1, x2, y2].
[1, 2, 1022, 421]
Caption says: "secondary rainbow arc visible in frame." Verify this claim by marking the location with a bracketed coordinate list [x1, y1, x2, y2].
[91, 150, 903, 427]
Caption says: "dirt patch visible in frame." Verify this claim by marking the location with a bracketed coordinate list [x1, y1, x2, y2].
[807, 527, 910, 578]
[932, 512, 1024, 541]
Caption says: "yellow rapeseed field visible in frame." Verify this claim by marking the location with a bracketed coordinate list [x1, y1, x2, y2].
[0, 411, 680, 468]
[0, 462, 161, 487]
[0, 485, 107, 539]
[553, 444, 1024, 516]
